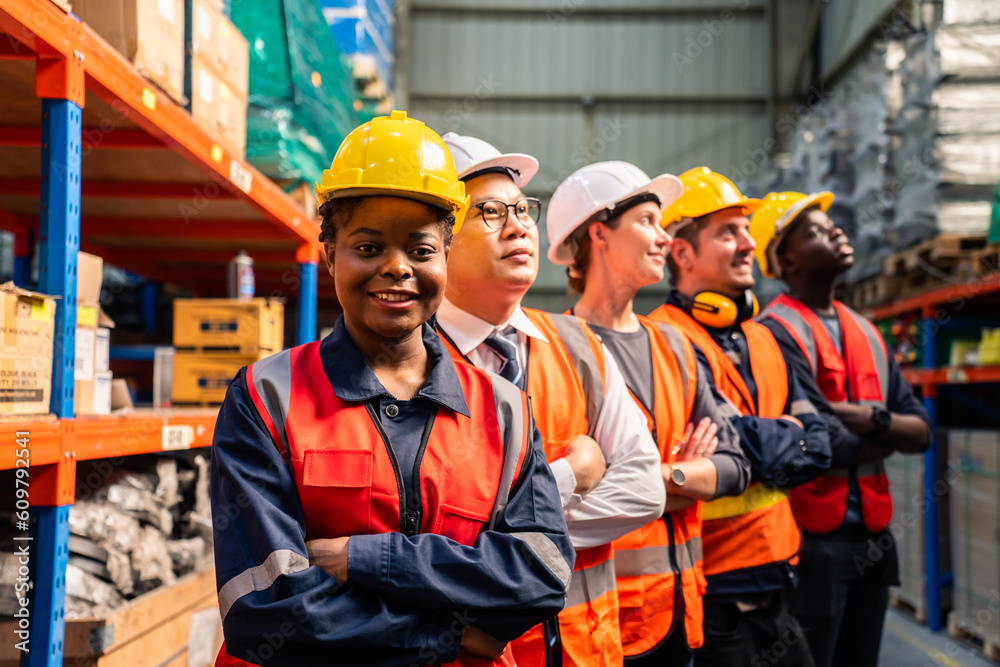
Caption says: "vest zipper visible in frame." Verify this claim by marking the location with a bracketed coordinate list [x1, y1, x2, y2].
[406, 413, 436, 538]
[365, 402, 412, 536]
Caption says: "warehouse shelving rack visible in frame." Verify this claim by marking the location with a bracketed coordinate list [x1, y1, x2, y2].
[0, 1, 329, 664]
[865, 271, 1000, 633]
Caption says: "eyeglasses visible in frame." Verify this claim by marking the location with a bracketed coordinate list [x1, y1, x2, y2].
[472, 198, 543, 229]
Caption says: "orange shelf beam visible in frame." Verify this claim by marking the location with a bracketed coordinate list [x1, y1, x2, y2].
[0, 419, 63, 469]
[0, 411, 218, 472]
[867, 272, 1000, 320]
[70, 411, 218, 461]
[901, 365, 1000, 388]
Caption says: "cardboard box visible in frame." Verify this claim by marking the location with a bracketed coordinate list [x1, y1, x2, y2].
[95, 327, 111, 373]
[172, 352, 266, 404]
[188, 55, 247, 155]
[75, 325, 96, 382]
[186, 0, 248, 92]
[77, 251, 103, 309]
[0, 284, 55, 416]
[111, 378, 134, 411]
[173, 298, 283, 355]
[154, 347, 175, 409]
[885, 445, 951, 621]
[77, 370, 113, 416]
[948, 429, 1000, 643]
[75, 0, 186, 104]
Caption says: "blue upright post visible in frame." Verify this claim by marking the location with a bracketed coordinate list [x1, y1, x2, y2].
[921, 312, 942, 631]
[297, 258, 318, 345]
[26, 98, 82, 667]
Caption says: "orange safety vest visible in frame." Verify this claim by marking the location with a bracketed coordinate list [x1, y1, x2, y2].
[610, 316, 707, 655]
[760, 294, 894, 534]
[440, 308, 621, 667]
[647, 304, 801, 581]
[216, 341, 532, 667]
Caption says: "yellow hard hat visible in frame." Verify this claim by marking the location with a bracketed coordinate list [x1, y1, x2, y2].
[316, 110, 472, 231]
[661, 167, 761, 232]
[749, 191, 834, 278]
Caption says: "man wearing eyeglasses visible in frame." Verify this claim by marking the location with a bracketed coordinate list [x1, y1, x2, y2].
[436, 132, 665, 667]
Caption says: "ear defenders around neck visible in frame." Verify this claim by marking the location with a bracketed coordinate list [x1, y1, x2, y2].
[683, 289, 759, 329]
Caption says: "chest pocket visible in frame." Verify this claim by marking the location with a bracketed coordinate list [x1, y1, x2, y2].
[431, 503, 492, 546]
[297, 449, 373, 539]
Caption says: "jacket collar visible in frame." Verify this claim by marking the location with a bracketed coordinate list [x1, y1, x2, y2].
[319, 315, 471, 417]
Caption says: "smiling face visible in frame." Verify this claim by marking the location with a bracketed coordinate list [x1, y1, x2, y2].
[672, 208, 756, 298]
[599, 200, 671, 289]
[327, 196, 450, 343]
[777, 207, 854, 280]
[445, 172, 539, 310]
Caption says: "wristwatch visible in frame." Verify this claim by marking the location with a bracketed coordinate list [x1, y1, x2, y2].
[668, 466, 686, 489]
[869, 406, 892, 438]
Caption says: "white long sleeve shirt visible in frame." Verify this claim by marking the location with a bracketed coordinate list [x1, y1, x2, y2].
[436, 299, 665, 549]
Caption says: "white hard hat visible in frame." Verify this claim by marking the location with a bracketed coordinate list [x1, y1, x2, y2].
[546, 161, 683, 266]
[442, 132, 539, 188]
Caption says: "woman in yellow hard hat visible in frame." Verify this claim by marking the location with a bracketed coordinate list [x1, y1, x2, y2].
[210, 111, 573, 667]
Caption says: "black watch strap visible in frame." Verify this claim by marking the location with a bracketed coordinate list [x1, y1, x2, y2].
[868, 406, 891, 438]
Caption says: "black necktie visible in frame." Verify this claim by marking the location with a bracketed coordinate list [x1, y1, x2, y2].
[483, 326, 524, 390]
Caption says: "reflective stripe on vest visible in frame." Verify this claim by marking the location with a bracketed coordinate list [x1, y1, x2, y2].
[611, 317, 707, 654]
[216, 342, 536, 667]
[761, 295, 894, 534]
[647, 303, 801, 581]
[440, 309, 621, 667]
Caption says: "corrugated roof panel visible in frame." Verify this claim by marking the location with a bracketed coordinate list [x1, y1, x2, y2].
[411, 10, 770, 97]
[820, 0, 897, 80]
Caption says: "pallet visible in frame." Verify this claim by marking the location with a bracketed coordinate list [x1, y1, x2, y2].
[884, 235, 988, 276]
[972, 242, 1000, 278]
[948, 613, 1000, 662]
[889, 589, 927, 625]
[845, 276, 891, 310]
[0, 568, 220, 667]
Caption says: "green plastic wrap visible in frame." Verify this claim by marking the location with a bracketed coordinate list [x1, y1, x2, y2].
[231, 0, 360, 184]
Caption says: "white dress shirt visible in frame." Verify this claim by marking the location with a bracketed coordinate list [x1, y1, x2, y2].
[436, 298, 665, 549]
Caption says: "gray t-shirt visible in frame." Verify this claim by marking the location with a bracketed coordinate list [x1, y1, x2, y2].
[589, 323, 749, 497]
[588, 324, 655, 415]
[817, 310, 843, 355]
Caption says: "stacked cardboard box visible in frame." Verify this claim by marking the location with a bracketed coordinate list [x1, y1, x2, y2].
[0, 284, 55, 416]
[75, 0, 186, 104]
[185, 0, 250, 155]
[948, 429, 1000, 645]
[75, 252, 115, 416]
[885, 446, 951, 622]
[171, 298, 283, 405]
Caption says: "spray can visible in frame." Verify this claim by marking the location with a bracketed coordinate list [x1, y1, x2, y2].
[228, 250, 255, 301]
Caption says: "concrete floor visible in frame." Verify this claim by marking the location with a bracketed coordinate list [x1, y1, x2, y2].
[879, 610, 995, 667]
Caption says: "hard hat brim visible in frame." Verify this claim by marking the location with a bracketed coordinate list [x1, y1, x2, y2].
[547, 173, 684, 266]
[664, 201, 762, 238]
[765, 190, 835, 278]
[316, 186, 469, 219]
[458, 154, 540, 189]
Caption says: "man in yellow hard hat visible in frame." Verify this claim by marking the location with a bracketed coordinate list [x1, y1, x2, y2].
[210, 112, 574, 667]
[752, 191, 932, 667]
[648, 167, 832, 667]
[436, 132, 667, 666]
